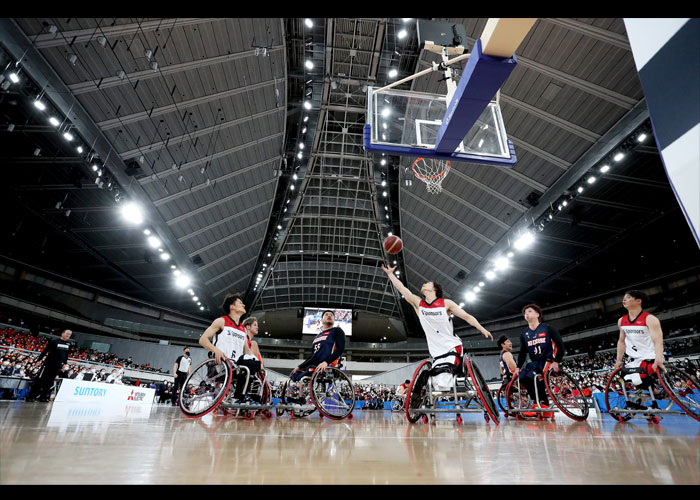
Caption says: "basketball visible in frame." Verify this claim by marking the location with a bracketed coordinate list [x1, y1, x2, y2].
[383, 235, 403, 254]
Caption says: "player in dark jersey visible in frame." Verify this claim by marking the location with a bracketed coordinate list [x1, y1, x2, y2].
[498, 335, 516, 384]
[290, 310, 346, 382]
[513, 304, 565, 418]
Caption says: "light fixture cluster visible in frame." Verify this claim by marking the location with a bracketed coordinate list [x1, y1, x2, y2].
[461, 121, 652, 304]
[5, 61, 208, 313]
[533, 121, 651, 234]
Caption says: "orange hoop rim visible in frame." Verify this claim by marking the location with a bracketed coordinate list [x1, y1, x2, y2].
[411, 157, 451, 180]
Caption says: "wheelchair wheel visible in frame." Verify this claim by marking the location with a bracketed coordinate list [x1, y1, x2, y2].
[406, 360, 432, 424]
[281, 379, 315, 418]
[604, 367, 634, 422]
[544, 367, 589, 421]
[658, 363, 700, 423]
[310, 367, 356, 420]
[179, 359, 233, 418]
[496, 382, 509, 414]
[464, 356, 500, 424]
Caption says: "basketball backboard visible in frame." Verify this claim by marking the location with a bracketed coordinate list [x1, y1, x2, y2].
[364, 85, 516, 166]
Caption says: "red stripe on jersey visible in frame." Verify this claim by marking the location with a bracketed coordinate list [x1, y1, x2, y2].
[419, 298, 445, 309]
[222, 316, 246, 334]
[620, 311, 650, 327]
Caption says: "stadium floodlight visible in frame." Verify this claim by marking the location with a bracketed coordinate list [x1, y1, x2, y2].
[485, 270, 496, 280]
[147, 235, 161, 248]
[494, 257, 509, 270]
[121, 202, 144, 225]
[159, 252, 170, 261]
[514, 231, 535, 251]
[175, 274, 191, 288]
[465, 291, 476, 301]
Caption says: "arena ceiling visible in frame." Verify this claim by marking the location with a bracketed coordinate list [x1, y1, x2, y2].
[1, 18, 698, 342]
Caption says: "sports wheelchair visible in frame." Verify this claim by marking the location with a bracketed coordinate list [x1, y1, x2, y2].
[405, 354, 500, 425]
[390, 394, 405, 413]
[505, 362, 589, 421]
[178, 358, 273, 419]
[276, 365, 356, 420]
[605, 359, 700, 424]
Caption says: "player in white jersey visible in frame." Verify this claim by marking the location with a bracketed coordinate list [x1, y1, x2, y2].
[614, 290, 665, 388]
[381, 264, 492, 388]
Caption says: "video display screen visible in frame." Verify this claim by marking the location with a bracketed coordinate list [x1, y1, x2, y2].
[302, 307, 352, 336]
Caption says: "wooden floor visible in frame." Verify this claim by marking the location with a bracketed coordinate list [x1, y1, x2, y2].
[1, 400, 698, 485]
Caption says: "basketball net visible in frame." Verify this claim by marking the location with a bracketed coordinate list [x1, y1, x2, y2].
[412, 157, 450, 194]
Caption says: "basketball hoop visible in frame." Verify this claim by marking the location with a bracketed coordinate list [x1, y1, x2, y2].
[411, 157, 450, 194]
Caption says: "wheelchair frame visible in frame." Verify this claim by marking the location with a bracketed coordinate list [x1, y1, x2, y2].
[505, 363, 589, 421]
[605, 361, 700, 424]
[178, 358, 273, 419]
[276, 366, 356, 420]
[405, 354, 500, 425]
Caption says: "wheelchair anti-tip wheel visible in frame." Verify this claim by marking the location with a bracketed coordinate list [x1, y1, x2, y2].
[544, 367, 589, 421]
[406, 360, 432, 424]
[179, 359, 233, 418]
[310, 367, 356, 420]
[464, 356, 500, 424]
[658, 363, 700, 423]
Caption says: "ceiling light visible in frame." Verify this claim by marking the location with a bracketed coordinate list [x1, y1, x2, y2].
[637, 133, 647, 142]
[507, 251, 514, 258]
[297, 152, 303, 159]
[577, 186, 584, 193]
[197, 302, 201, 306]
[587, 176, 596, 184]
[459, 302, 465, 307]
[548, 213, 554, 220]
[121, 202, 144, 225]
[303, 116, 309, 122]
[9, 73, 20, 83]
[188, 289, 194, 294]
[192, 296, 198, 302]
[380, 159, 386, 165]
[381, 180, 386, 187]
[388, 69, 398, 78]
[33, 100, 46, 111]
[76, 146, 83, 153]
[562, 200, 568, 207]
[613, 152, 625, 162]
[305, 18, 313, 28]
[398, 29, 407, 39]
[171, 265, 176, 270]
[388, 232, 393, 237]
[160, 253, 170, 261]
[473, 286, 480, 292]
[478, 281, 485, 287]
[303, 100, 312, 110]
[305, 60, 314, 70]
[382, 191, 387, 197]
[173, 269, 181, 276]
[465, 291, 476, 301]
[514, 232, 535, 250]
[199, 306, 204, 311]
[298, 143, 304, 150]
[381, 108, 391, 118]
[277, 225, 282, 230]
[92, 165, 98, 172]
[290, 184, 295, 191]
[494, 257, 509, 270]
[402, 18, 412, 22]
[599, 165, 610, 173]
[147, 236, 161, 248]
[485, 270, 496, 280]
[49, 117, 60, 127]
[267, 253, 271, 257]
[63, 131, 74, 141]
[175, 275, 191, 288]
[393, 260, 397, 264]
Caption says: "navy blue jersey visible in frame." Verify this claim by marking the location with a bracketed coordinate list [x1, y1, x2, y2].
[517, 322, 565, 368]
[499, 351, 514, 381]
[299, 326, 346, 369]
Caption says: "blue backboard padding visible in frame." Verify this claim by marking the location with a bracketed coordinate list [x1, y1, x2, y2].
[435, 39, 517, 154]
[363, 124, 517, 167]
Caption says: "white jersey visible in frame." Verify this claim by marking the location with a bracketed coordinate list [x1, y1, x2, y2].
[417, 298, 462, 358]
[620, 311, 657, 360]
[215, 316, 247, 360]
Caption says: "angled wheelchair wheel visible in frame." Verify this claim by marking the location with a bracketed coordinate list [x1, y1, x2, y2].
[496, 382, 509, 414]
[310, 367, 356, 420]
[658, 363, 700, 423]
[604, 367, 635, 422]
[179, 359, 233, 418]
[406, 360, 432, 424]
[464, 356, 499, 424]
[281, 379, 315, 418]
[544, 367, 589, 421]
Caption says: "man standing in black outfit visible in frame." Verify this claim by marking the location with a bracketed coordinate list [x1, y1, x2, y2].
[172, 347, 192, 406]
[26, 329, 73, 402]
